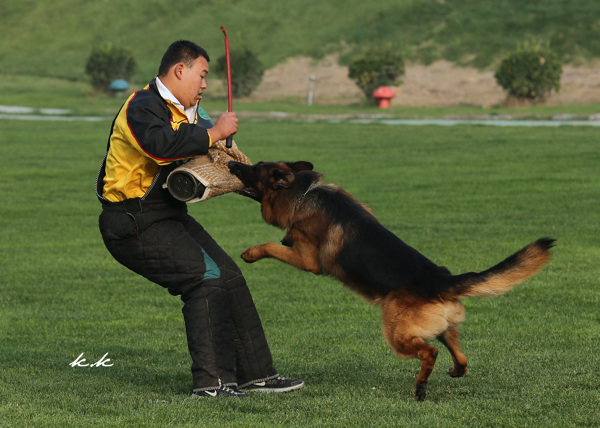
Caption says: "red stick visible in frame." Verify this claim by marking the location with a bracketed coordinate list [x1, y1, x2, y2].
[220, 26, 233, 148]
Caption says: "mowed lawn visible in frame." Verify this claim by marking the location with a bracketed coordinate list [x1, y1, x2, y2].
[0, 118, 598, 427]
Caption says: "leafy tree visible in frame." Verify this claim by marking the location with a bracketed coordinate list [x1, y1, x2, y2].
[348, 47, 405, 101]
[495, 46, 562, 101]
[214, 46, 264, 97]
[85, 43, 137, 92]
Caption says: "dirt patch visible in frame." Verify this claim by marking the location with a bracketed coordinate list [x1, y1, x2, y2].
[247, 55, 600, 107]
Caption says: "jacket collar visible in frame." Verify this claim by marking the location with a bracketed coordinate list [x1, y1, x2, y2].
[149, 77, 198, 124]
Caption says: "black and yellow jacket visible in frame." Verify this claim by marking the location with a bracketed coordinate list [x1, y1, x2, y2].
[96, 78, 214, 205]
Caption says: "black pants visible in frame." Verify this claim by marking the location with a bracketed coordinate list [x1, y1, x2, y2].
[99, 202, 277, 390]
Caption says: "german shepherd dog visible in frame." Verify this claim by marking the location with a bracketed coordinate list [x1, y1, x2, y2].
[228, 160, 554, 401]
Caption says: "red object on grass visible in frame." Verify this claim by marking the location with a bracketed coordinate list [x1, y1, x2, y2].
[220, 26, 233, 148]
[373, 86, 396, 109]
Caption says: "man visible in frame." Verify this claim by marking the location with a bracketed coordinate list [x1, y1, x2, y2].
[95, 40, 303, 398]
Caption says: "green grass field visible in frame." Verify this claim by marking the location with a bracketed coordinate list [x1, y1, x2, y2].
[1, 115, 598, 427]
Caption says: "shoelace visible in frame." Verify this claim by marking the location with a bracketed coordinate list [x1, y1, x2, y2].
[221, 385, 244, 395]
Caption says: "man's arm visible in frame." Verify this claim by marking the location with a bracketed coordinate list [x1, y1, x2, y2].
[126, 96, 211, 163]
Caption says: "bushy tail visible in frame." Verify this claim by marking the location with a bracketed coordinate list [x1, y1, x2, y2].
[446, 238, 555, 299]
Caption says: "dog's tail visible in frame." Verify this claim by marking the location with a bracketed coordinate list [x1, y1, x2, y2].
[444, 238, 555, 299]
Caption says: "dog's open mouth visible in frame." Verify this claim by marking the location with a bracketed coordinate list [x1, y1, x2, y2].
[236, 187, 260, 200]
[229, 161, 261, 201]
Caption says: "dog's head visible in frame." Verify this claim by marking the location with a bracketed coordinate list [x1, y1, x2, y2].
[228, 161, 314, 202]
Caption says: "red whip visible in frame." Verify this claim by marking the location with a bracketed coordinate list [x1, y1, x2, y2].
[220, 26, 233, 148]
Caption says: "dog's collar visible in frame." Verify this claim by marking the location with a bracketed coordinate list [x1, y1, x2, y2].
[296, 181, 320, 205]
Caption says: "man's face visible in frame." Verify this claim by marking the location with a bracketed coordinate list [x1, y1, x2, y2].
[179, 56, 209, 109]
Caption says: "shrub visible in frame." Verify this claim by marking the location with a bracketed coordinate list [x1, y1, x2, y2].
[494, 49, 562, 101]
[85, 43, 137, 92]
[348, 47, 405, 101]
[214, 46, 264, 98]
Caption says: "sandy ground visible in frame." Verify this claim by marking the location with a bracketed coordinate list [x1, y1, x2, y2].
[247, 55, 600, 107]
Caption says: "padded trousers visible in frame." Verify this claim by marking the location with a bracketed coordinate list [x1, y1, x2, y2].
[99, 203, 277, 390]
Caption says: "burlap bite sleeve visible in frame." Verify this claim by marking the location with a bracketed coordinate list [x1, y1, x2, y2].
[164, 140, 251, 203]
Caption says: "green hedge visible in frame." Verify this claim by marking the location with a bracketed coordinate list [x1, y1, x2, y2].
[85, 43, 137, 92]
[348, 47, 405, 101]
[214, 47, 264, 98]
[495, 49, 562, 100]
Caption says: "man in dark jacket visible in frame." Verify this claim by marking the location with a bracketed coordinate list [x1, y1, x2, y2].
[96, 40, 303, 398]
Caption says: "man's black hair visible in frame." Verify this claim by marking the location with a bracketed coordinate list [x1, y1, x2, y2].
[158, 40, 210, 76]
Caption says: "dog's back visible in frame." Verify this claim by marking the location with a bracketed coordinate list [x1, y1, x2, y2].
[296, 177, 553, 305]
[297, 181, 452, 301]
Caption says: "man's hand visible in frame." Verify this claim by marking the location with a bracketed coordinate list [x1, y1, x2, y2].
[208, 112, 238, 143]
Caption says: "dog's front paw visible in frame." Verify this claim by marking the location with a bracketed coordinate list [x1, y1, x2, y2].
[241, 246, 262, 263]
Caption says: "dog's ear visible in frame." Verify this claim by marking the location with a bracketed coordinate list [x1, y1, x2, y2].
[271, 169, 295, 189]
[287, 161, 314, 172]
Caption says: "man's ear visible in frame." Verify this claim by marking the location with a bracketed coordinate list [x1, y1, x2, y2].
[287, 161, 314, 172]
[271, 169, 295, 189]
[173, 62, 185, 80]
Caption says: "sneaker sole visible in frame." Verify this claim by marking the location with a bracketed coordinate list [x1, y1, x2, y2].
[247, 381, 305, 393]
[191, 392, 249, 398]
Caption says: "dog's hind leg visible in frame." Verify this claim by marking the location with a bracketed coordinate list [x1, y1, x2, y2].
[385, 332, 439, 401]
[399, 337, 439, 402]
[437, 327, 468, 378]
[382, 295, 446, 401]
[414, 339, 439, 402]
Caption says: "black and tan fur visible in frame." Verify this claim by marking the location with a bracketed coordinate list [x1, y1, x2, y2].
[229, 160, 554, 401]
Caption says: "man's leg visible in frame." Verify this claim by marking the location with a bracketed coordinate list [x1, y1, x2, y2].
[181, 216, 304, 393]
[99, 209, 238, 390]
[180, 215, 278, 384]
[180, 280, 238, 390]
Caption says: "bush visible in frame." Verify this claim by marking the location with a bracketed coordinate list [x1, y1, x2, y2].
[214, 46, 264, 98]
[85, 43, 137, 92]
[348, 47, 405, 101]
[494, 49, 562, 101]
